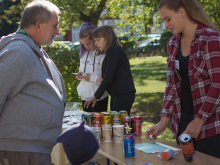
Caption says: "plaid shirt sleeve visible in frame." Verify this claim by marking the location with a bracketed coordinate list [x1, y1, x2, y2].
[161, 40, 175, 118]
[196, 33, 220, 121]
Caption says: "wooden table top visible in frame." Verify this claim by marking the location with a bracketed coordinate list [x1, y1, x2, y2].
[98, 135, 220, 165]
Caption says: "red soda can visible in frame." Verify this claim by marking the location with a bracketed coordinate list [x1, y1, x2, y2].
[179, 134, 196, 161]
[134, 116, 142, 135]
[92, 114, 101, 127]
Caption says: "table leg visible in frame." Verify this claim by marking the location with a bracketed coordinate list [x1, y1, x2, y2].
[106, 158, 110, 165]
[57, 143, 66, 165]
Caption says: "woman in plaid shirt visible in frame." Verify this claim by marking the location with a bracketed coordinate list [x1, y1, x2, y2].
[146, 0, 220, 159]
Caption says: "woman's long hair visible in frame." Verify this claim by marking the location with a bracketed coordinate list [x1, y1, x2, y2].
[159, 0, 218, 31]
[92, 25, 122, 55]
[79, 22, 96, 58]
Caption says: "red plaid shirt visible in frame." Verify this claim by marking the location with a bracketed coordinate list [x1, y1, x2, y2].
[161, 23, 220, 141]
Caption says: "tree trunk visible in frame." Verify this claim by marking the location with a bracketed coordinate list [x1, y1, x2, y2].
[79, 0, 107, 26]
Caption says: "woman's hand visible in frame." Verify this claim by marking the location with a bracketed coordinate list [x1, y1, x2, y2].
[84, 96, 97, 108]
[98, 76, 103, 83]
[76, 72, 83, 79]
[146, 117, 170, 139]
[83, 73, 91, 81]
[180, 117, 205, 139]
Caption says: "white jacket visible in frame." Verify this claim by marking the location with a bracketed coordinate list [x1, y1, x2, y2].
[77, 49, 108, 100]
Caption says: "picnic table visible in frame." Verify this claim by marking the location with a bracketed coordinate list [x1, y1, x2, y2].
[51, 110, 220, 165]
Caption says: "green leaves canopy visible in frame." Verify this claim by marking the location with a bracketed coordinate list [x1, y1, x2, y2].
[1, 0, 220, 36]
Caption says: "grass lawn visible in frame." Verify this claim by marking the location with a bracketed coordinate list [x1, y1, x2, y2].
[130, 57, 176, 143]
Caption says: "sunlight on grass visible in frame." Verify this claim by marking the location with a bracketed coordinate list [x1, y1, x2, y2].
[130, 57, 176, 143]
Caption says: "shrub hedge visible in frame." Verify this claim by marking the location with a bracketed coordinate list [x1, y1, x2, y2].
[43, 42, 80, 102]
[160, 29, 174, 57]
[118, 36, 136, 58]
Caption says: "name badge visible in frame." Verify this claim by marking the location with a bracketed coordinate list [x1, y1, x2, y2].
[175, 60, 179, 70]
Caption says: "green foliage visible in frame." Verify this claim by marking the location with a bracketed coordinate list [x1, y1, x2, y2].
[2, 0, 220, 37]
[118, 36, 136, 58]
[43, 43, 80, 102]
[160, 29, 174, 57]
[0, 0, 107, 35]
[51, 0, 107, 31]
[0, 0, 21, 37]
[199, 0, 220, 30]
[107, 0, 161, 40]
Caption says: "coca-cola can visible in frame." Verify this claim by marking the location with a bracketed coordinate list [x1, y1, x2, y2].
[134, 116, 141, 135]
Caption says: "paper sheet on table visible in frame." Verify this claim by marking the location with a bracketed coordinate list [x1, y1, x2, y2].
[135, 142, 180, 154]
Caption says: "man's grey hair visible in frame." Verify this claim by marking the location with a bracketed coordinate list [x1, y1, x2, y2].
[20, 0, 60, 29]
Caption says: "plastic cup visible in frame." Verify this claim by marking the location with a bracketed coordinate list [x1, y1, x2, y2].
[72, 102, 79, 110]
[112, 125, 124, 143]
[102, 124, 112, 142]
[92, 126, 101, 143]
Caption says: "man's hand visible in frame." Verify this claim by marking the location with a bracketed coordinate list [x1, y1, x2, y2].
[84, 96, 97, 108]
[180, 117, 205, 139]
[98, 76, 103, 83]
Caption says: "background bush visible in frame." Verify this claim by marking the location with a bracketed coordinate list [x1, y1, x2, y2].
[118, 36, 136, 58]
[160, 29, 174, 57]
[43, 42, 80, 102]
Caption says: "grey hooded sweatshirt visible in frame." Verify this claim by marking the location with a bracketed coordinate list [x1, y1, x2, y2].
[0, 30, 66, 154]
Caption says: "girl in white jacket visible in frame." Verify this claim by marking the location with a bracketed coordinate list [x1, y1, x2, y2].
[76, 22, 108, 112]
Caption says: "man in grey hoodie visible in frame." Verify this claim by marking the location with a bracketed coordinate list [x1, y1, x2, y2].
[0, 1, 66, 165]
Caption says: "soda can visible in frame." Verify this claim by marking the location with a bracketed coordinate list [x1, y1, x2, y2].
[124, 115, 131, 134]
[102, 113, 111, 125]
[124, 134, 135, 157]
[110, 111, 117, 136]
[134, 116, 142, 135]
[100, 111, 107, 116]
[124, 134, 133, 140]
[120, 110, 128, 125]
[112, 112, 121, 136]
[84, 113, 93, 126]
[179, 134, 196, 161]
[110, 111, 117, 122]
[93, 112, 99, 116]
[131, 117, 134, 134]
[100, 112, 106, 138]
[92, 113, 101, 127]
[113, 112, 121, 125]
[100, 112, 107, 123]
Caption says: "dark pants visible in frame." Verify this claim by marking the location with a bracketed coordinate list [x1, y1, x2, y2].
[0, 151, 51, 165]
[82, 96, 108, 113]
[176, 112, 220, 159]
[110, 92, 135, 116]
